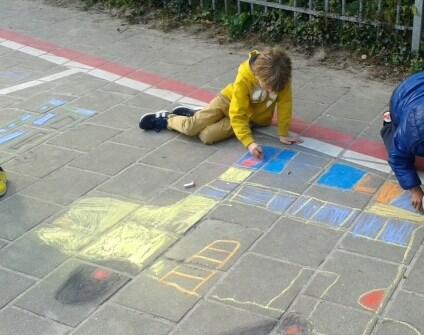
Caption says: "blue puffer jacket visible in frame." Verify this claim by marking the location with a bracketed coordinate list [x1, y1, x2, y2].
[389, 71, 424, 190]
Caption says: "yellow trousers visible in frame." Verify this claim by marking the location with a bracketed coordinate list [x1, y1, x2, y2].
[167, 95, 234, 144]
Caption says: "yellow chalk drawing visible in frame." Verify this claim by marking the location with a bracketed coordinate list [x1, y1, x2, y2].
[160, 264, 217, 297]
[218, 167, 252, 183]
[212, 268, 307, 314]
[129, 195, 217, 235]
[186, 240, 241, 269]
[38, 197, 139, 253]
[157, 240, 240, 296]
[366, 203, 424, 224]
[381, 318, 423, 335]
[37, 195, 217, 269]
[81, 222, 177, 267]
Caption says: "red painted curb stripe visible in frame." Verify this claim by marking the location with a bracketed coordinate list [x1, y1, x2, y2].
[0, 27, 401, 165]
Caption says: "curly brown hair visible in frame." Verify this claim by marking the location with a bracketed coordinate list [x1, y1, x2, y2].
[251, 47, 292, 92]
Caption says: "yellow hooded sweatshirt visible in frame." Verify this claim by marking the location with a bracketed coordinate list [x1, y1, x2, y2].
[221, 50, 292, 148]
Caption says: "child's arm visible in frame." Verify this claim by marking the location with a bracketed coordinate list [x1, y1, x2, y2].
[276, 82, 302, 144]
[389, 141, 423, 212]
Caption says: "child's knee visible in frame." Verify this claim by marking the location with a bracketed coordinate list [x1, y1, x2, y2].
[198, 130, 216, 144]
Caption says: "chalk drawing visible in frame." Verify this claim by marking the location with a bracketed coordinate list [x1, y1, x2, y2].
[158, 240, 240, 296]
[312, 204, 352, 227]
[0, 100, 96, 153]
[218, 167, 252, 183]
[318, 163, 365, 191]
[351, 213, 386, 239]
[358, 288, 386, 312]
[280, 312, 313, 335]
[263, 150, 296, 174]
[55, 265, 122, 305]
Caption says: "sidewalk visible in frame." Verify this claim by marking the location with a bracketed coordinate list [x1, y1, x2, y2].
[0, 1, 423, 335]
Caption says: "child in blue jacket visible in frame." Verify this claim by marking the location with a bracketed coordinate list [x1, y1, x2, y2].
[381, 72, 424, 213]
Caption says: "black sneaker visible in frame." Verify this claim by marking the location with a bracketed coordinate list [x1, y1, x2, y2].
[171, 106, 201, 117]
[139, 111, 169, 132]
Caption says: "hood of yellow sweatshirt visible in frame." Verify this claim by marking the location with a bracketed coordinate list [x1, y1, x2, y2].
[238, 50, 260, 85]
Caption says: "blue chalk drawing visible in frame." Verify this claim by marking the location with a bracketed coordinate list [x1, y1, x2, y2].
[72, 108, 96, 117]
[318, 163, 366, 191]
[0, 131, 25, 145]
[313, 204, 352, 227]
[380, 220, 415, 246]
[235, 146, 280, 170]
[197, 186, 229, 200]
[263, 150, 296, 174]
[391, 192, 416, 212]
[352, 213, 386, 239]
[236, 186, 275, 206]
[40, 99, 66, 113]
[268, 193, 296, 214]
[295, 198, 323, 220]
[33, 113, 56, 126]
[20, 114, 32, 122]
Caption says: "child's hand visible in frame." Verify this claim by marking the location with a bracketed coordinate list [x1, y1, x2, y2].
[410, 186, 424, 213]
[248, 142, 263, 160]
[280, 136, 304, 145]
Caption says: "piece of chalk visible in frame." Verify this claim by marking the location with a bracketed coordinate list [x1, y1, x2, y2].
[184, 181, 195, 188]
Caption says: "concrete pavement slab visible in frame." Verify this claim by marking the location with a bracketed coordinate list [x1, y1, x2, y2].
[68, 142, 147, 176]
[172, 300, 276, 335]
[15, 259, 130, 327]
[208, 202, 279, 230]
[98, 164, 182, 201]
[0, 268, 34, 308]
[140, 140, 217, 173]
[72, 304, 173, 335]
[384, 290, 424, 333]
[0, 307, 71, 335]
[0, 194, 61, 240]
[252, 217, 342, 267]
[209, 253, 313, 318]
[0, 229, 68, 278]
[4, 144, 80, 178]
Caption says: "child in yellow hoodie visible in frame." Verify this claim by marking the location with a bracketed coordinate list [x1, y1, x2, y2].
[139, 47, 302, 159]
[0, 167, 7, 197]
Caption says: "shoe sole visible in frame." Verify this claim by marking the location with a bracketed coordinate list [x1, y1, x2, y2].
[172, 105, 201, 117]
[138, 112, 157, 130]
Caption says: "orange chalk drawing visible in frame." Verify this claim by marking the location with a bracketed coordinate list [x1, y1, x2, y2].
[376, 181, 403, 204]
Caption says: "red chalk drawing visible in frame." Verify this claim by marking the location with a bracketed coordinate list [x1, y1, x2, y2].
[359, 289, 385, 312]
[91, 269, 110, 281]
[241, 159, 260, 167]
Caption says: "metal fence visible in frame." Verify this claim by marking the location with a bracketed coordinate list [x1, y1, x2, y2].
[198, 0, 424, 52]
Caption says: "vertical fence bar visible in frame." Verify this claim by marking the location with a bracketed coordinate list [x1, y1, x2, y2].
[224, 0, 228, 13]
[341, 0, 346, 15]
[395, 0, 401, 26]
[212, 0, 216, 10]
[293, 0, 298, 21]
[324, 0, 329, 13]
[309, 0, 313, 19]
[358, 0, 363, 22]
[251, 1, 254, 14]
[237, 0, 241, 13]
[412, 0, 424, 52]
